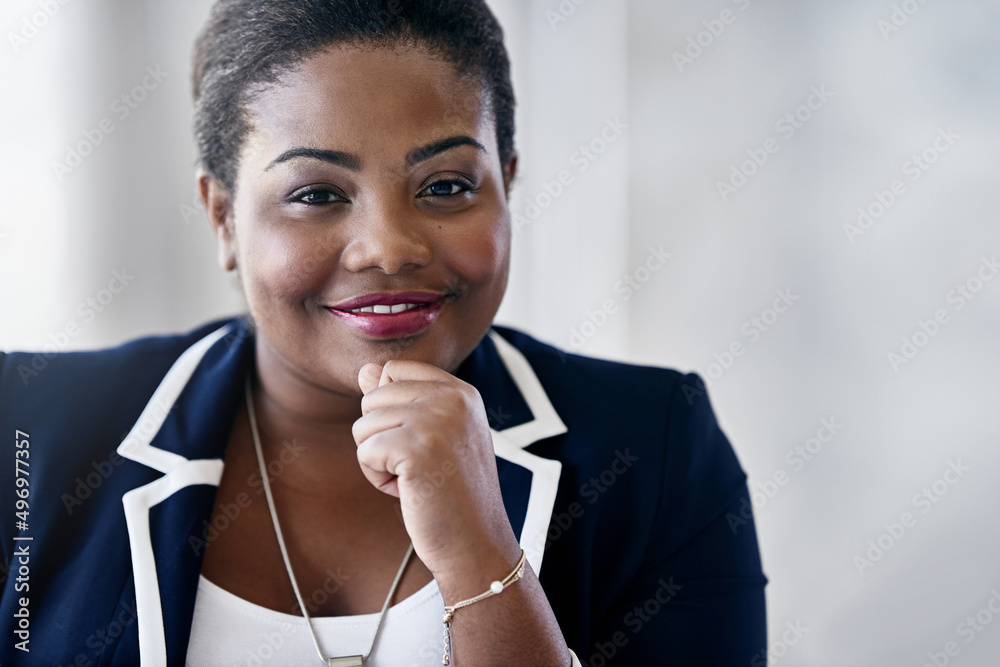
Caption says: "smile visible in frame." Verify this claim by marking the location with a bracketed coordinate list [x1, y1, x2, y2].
[346, 303, 423, 314]
[327, 291, 449, 338]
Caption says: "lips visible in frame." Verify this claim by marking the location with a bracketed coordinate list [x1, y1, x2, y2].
[327, 291, 449, 338]
[330, 291, 447, 311]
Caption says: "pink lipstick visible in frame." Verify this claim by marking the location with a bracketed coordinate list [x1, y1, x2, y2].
[327, 291, 448, 338]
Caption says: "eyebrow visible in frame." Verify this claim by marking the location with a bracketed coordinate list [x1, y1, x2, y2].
[404, 136, 486, 168]
[265, 147, 360, 171]
[264, 136, 487, 172]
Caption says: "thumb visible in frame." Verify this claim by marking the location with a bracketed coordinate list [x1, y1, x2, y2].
[358, 363, 383, 395]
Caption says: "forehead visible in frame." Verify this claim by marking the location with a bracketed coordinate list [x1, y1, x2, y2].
[244, 44, 494, 163]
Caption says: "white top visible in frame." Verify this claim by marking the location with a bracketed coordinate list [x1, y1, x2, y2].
[185, 574, 446, 667]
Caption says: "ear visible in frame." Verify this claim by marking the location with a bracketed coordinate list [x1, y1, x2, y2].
[197, 167, 237, 272]
[501, 150, 518, 199]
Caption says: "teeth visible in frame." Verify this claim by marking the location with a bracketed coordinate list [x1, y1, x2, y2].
[347, 303, 421, 314]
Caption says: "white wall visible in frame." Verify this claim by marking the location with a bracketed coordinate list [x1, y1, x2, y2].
[3, 1, 999, 664]
[0, 0, 241, 351]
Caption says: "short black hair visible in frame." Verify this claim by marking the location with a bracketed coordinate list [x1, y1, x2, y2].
[191, 0, 516, 193]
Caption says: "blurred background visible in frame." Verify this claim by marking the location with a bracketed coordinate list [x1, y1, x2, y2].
[2, 0, 999, 664]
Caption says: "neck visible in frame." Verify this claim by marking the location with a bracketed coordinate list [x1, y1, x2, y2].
[254, 335, 363, 425]
[249, 336, 364, 481]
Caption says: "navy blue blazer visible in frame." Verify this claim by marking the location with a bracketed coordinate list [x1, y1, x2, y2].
[1, 317, 766, 665]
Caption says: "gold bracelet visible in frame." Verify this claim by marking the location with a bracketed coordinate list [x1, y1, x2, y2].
[441, 549, 527, 665]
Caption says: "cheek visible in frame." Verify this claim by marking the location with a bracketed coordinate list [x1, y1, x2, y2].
[447, 218, 510, 291]
[239, 217, 339, 308]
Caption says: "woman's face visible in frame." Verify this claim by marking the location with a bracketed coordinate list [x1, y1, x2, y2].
[210, 44, 514, 398]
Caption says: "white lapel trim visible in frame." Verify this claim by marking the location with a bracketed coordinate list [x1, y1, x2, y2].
[487, 330, 568, 576]
[117, 324, 232, 667]
[490, 430, 563, 576]
[121, 460, 224, 665]
[487, 330, 567, 446]
[118, 324, 231, 473]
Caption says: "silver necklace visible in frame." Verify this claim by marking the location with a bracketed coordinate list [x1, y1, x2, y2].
[244, 371, 414, 666]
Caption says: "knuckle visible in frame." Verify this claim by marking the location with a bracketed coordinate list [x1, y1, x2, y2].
[356, 432, 379, 455]
[459, 386, 482, 411]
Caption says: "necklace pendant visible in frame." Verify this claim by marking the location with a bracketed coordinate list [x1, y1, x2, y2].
[327, 657, 365, 667]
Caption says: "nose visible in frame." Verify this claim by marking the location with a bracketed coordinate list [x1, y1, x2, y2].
[340, 197, 433, 275]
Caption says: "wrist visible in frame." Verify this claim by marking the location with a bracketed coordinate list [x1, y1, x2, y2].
[432, 533, 524, 604]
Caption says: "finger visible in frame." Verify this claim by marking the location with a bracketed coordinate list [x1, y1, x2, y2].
[356, 456, 399, 497]
[360, 379, 431, 416]
[356, 430, 414, 496]
[359, 363, 383, 395]
[378, 359, 452, 385]
[352, 404, 422, 445]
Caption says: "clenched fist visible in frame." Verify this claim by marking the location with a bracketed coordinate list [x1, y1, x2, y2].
[352, 360, 519, 580]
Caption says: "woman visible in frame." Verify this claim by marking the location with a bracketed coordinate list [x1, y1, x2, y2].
[0, 1, 766, 665]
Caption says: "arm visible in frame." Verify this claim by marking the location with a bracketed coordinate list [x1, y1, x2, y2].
[435, 542, 574, 666]
[353, 360, 574, 666]
[584, 485, 767, 664]
[580, 373, 768, 665]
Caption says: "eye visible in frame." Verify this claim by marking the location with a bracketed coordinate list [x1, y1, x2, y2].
[418, 178, 477, 198]
[287, 186, 347, 205]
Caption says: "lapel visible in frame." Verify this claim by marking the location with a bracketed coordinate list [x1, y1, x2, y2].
[456, 330, 569, 575]
[114, 321, 567, 666]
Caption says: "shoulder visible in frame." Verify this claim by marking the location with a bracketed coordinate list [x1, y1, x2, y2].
[490, 324, 686, 413]
[490, 324, 718, 453]
[491, 324, 749, 567]
[0, 317, 246, 572]
[0, 317, 245, 482]
[0, 317, 242, 402]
